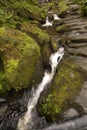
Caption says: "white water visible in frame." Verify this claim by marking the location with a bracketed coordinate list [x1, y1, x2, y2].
[17, 47, 64, 130]
[42, 16, 52, 27]
[53, 14, 60, 20]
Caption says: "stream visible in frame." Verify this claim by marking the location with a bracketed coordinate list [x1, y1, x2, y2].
[17, 47, 64, 130]
[0, 0, 87, 130]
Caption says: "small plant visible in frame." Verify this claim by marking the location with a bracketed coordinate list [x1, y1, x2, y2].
[81, 0, 87, 15]
[72, 0, 87, 15]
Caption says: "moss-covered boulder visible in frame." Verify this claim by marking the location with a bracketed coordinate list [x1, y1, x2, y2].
[21, 22, 50, 45]
[38, 60, 86, 122]
[0, 27, 41, 93]
[20, 22, 52, 65]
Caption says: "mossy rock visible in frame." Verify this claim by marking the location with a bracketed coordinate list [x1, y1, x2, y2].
[58, 0, 68, 17]
[0, 27, 41, 93]
[21, 22, 52, 64]
[38, 60, 86, 122]
[51, 36, 59, 52]
[21, 22, 51, 46]
[56, 24, 67, 33]
[0, 0, 46, 28]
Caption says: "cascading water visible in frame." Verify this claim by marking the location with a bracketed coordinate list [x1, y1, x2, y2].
[53, 14, 60, 20]
[42, 16, 52, 27]
[17, 47, 64, 130]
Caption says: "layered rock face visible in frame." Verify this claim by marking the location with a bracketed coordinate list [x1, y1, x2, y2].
[38, 0, 87, 122]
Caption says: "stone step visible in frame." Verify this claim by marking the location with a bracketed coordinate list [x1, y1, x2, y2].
[78, 30, 87, 34]
[66, 46, 87, 57]
[64, 19, 86, 26]
[68, 42, 87, 48]
[66, 26, 81, 31]
[63, 15, 81, 22]
[66, 25, 86, 32]
[65, 21, 87, 27]
[71, 35, 87, 42]
[72, 56, 87, 71]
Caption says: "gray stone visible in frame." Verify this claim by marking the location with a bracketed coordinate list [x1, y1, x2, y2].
[76, 81, 87, 113]
[69, 4, 79, 12]
[0, 104, 8, 121]
[64, 108, 79, 119]
[0, 98, 6, 103]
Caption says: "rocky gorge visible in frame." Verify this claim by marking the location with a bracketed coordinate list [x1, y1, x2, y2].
[0, 0, 87, 130]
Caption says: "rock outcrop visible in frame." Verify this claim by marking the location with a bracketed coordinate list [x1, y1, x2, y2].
[0, 27, 41, 93]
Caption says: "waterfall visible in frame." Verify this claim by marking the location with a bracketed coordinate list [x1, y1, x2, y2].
[42, 16, 52, 27]
[53, 14, 60, 20]
[17, 47, 64, 130]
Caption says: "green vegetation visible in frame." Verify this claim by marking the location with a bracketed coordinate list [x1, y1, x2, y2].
[0, 0, 46, 27]
[0, 0, 51, 94]
[0, 27, 40, 93]
[21, 22, 50, 45]
[56, 24, 67, 32]
[73, 0, 87, 15]
[21, 22, 51, 64]
[58, 0, 68, 16]
[38, 60, 86, 122]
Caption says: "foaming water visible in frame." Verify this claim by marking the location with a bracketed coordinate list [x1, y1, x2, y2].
[17, 47, 64, 130]
[53, 14, 60, 20]
[42, 16, 52, 27]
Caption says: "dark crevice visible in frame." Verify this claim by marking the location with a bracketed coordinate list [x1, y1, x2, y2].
[0, 57, 4, 71]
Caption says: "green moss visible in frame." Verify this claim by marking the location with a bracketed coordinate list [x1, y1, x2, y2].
[0, 27, 40, 93]
[21, 22, 50, 45]
[0, 71, 11, 93]
[72, 0, 87, 15]
[21, 22, 51, 63]
[58, 0, 68, 16]
[38, 60, 86, 122]
[56, 24, 67, 33]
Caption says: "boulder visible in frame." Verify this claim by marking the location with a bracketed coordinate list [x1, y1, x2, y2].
[20, 22, 52, 65]
[38, 60, 86, 122]
[69, 4, 79, 12]
[0, 27, 41, 93]
[64, 108, 79, 119]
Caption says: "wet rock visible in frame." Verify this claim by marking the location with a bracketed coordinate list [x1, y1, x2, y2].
[0, 104, 8, 122]
[71, 35, 87, 42]
[64, 108, 79, 119]
[0, 98, 6, 103]
[51, 36, 59, 52]
[69, 4, 79, 12]
[76, 81, 87, 113]
[0, 101, 27, 130]
[32, 110, 47, 130]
